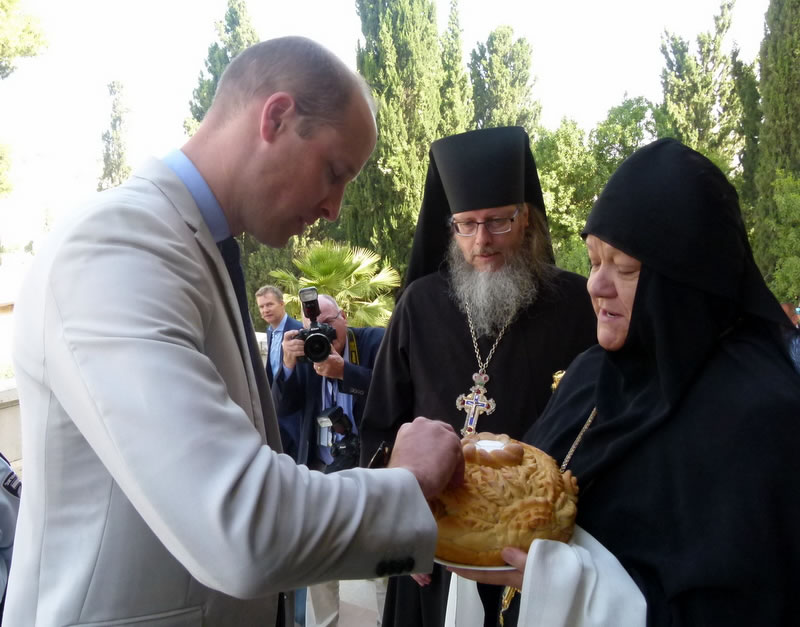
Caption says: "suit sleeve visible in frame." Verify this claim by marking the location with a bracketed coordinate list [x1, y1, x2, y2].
[24, 202, 437, 598]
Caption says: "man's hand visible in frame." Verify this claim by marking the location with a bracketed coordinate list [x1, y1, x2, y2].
[282, 329, 305, 370]
[313, 351, 345, 379]
[388, 417, 464, 501]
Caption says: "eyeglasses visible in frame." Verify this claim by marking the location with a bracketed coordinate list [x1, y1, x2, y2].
[318, 310, 341, 325]
[450, 206, 520, 237]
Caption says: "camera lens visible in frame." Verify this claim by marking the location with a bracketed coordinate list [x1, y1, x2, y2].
[304, 332, 332, 362]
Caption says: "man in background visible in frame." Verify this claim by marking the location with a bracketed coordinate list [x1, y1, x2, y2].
[274, 292, 386, 626]
[360, 126, 597, 627]
[258, 285, 303, 386]
[257, 284, 304, 462]
[257, 284, 306, 625]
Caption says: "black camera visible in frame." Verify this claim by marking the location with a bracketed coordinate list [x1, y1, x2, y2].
[296, 287, 337, 363]
[317, 405, 360, 473]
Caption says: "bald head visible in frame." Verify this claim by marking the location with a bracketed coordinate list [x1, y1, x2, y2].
[183, 36, 377, 247]
[207, 36, 375, 134]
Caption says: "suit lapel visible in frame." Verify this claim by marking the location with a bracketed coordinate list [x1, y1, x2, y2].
[134, 159, 282, 450]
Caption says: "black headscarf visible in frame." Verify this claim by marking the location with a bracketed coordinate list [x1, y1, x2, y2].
[527, 139, 800, 626]
[404, 126, 552, 287]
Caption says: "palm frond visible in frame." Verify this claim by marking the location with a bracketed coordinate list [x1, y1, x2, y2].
[275, 240, 399, 324]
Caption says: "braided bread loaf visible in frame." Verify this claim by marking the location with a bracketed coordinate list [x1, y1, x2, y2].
[430, 432, 578, 566]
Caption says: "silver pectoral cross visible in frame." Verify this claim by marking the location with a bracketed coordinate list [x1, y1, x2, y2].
[456, 371, 496, 436]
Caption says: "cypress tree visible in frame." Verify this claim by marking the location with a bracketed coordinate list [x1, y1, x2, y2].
[659, 1, 743, 174]
[438, 0, 473, 137]
[752, 0, 800, 280]
[469, 26, 541, 136]
[183, 0, 282, 319]
[97, 81, 132, 191]
[341, 0, 444, 276]
[730, 47, 762, 230]
[184, 0, 259, 134]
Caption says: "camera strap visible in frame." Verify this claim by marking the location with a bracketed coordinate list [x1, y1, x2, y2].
[325, 329, 360, 402]
[347, 328, 359, 366]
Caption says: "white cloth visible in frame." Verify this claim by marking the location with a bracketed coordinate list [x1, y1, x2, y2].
[5, 159, 437, 626]
[445, 526, 646, 627]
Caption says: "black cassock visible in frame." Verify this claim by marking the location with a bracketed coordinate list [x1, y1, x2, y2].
[359, 267, 597, 627]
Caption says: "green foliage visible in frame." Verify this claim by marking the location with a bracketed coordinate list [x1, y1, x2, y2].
[0, 363, 15, 380]
[438, 0, 473, 137]
[753, 0, 800, 279]
[469, 26, 541, 136]
[268, 241, 401, 327]
[0, 0, 45, 79]
[184, 0, 259, 133]
[659, 1, 743, 175]
[0, 144, 10, 197]
[766, 172, 800, 302]
[533, 98, 658, 276]
[242, 234, 301, 327]
[553, 235, 590, 277]
[589, 96, 658, 188]
[730, 47, 762, 229]
[1, 0, 45, 196]
[342, 0, 444, 276]
[534, 119, 595, 275]
[186, 0, 266, 319]
[536, 94, 660, 275]
[97, 81, 132, 192]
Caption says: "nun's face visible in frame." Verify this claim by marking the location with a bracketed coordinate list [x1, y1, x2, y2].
[585, 235, 641, 351]
[451, 204, 529, 272]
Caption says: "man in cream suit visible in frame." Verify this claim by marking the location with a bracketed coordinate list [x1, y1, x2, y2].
[6, 37, 463, 627]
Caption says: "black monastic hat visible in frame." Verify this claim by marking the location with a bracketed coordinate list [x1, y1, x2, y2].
[404, 126, 551, 287]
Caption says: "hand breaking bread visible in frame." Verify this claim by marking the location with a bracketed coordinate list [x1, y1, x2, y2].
[430, 432, 578, 567]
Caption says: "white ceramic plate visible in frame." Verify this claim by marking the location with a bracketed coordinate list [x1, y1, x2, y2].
[434, 557, 516, 571]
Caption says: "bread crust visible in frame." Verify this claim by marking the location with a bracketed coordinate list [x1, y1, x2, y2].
[430, 432, 578, 567]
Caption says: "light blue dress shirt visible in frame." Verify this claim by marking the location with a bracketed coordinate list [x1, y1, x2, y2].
[269, 313, 289, 379]
[162, 149, 230, 243]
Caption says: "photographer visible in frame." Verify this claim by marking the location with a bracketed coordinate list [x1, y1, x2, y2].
[273, 291, 386, 626]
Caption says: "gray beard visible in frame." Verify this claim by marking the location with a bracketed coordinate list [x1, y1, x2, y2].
[447, 238, 539, 338]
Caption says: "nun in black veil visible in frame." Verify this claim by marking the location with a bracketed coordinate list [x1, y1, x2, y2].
[447, 138, 800, 627]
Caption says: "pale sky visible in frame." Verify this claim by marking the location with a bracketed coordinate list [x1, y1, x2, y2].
[0, 0, 770, 247]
